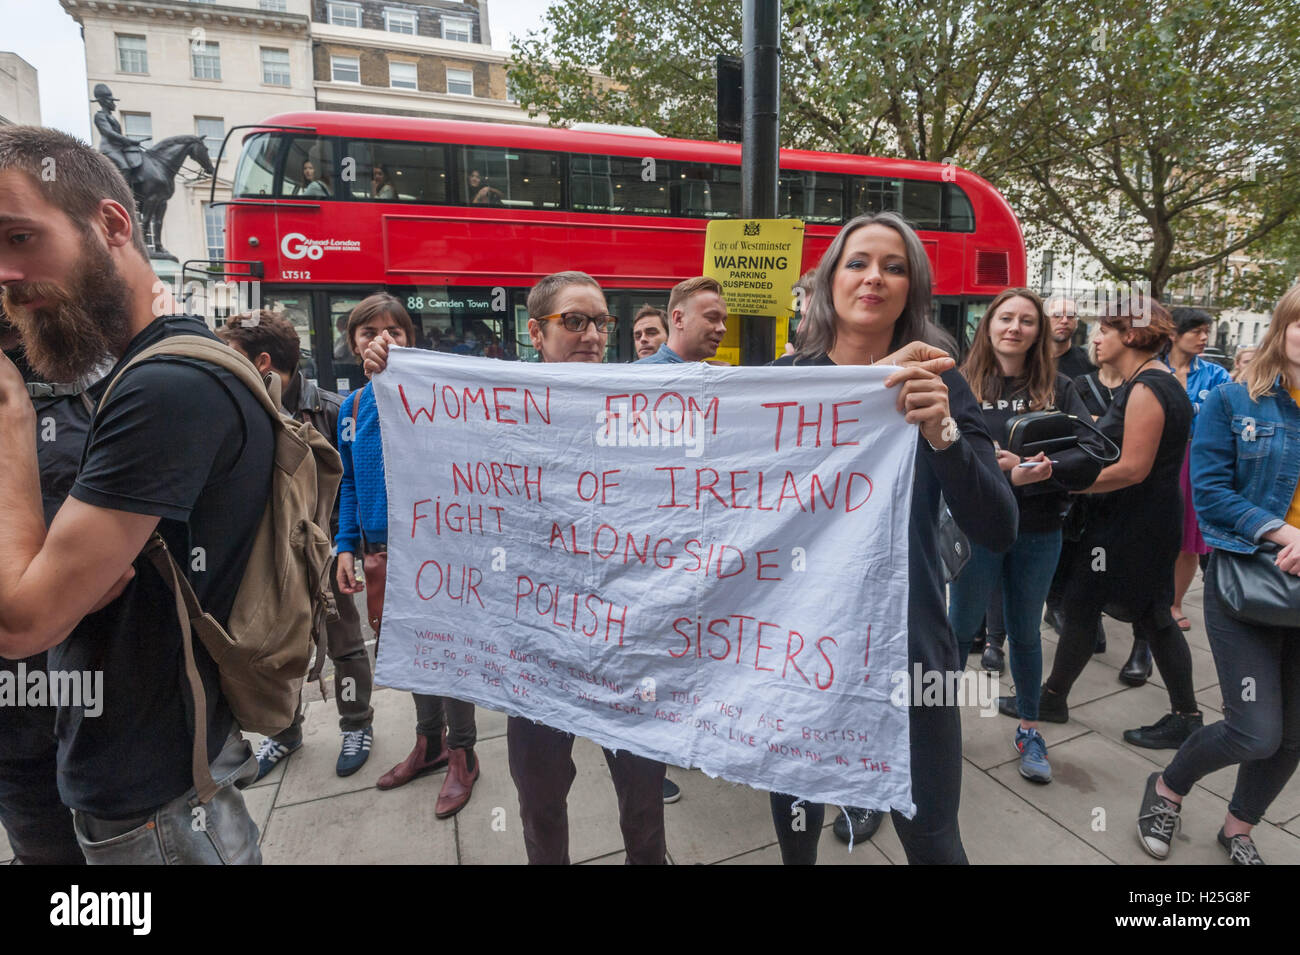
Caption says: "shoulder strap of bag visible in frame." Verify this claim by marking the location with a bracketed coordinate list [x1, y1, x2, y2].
[1083, 374, 1107, 411]
[97, 335, 283, 419]
[144, 534, 219, 804]
[1064, 411, 1122, 464]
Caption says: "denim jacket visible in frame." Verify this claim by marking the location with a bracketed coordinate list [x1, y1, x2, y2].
[1190, 378, 1300, 553]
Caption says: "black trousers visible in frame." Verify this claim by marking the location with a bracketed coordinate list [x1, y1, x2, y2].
[769, 701, 967, 864]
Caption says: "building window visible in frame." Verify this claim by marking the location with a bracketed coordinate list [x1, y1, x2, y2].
[389, 61, 418, 90]
[446, 68, 474, 96]
[442, 17, 472, 42]
[191, 40, 221, 80]
[116, 35, 147, 74]
[259, 0, 288, 10]
[122, 112, 152, 144]
[331, 55, 361, 84]
[328, 2, 362, 27]
[203, 204, 226, 260]
[384, 8, 416, 34]
[261, 48, 291, 86]
[196, 117, 224, 157]
[506, 76, 519, 102]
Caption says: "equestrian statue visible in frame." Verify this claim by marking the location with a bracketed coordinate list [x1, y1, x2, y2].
[92, 83, 215, 258]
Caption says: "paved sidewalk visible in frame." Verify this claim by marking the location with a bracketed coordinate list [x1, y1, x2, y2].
[6, 575, 1298, 864]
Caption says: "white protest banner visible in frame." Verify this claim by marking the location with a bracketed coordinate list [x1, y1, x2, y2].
[373, 350, 917, 813]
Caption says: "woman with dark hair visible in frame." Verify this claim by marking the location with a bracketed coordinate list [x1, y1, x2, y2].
[1136, 284, 1300, 864]
[335, 293, 482, 818]
[371, 164, 397, 200]
[949, 288, 1103, 784]
[1164, 308, 1232, 631]
[767, 212, 1018, 863]
[1036, 298, 1201, 750]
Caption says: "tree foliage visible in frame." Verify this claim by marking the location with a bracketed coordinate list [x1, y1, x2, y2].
[509, 0, 1300, 303]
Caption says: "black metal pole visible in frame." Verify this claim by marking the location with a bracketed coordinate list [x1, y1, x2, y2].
[741, 0, 780, 218]
[740, 0, 780, 363]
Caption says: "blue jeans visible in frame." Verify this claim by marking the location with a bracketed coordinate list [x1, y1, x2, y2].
[949, 529, 1062, 722]
[71, 732, 261, 865]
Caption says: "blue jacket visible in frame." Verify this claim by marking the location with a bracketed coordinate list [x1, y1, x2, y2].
[1164, 354, 1232, 434]
[1190, 378, 1300, 554]
[336, 382, 389, 552]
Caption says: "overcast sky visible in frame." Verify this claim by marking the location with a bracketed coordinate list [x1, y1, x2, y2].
[1, 0, 557, 140]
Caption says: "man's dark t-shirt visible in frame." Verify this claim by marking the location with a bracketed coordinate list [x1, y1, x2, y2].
[52, 316, 273, 818]
[1057, 344, 1095, 380]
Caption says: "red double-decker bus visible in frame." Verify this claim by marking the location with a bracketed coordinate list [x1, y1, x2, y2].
[213, 111, 1024, 390]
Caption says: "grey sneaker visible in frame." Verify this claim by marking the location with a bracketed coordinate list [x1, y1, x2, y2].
[1218, 828, 1265, 865]
[1136, 772, 1181, 859]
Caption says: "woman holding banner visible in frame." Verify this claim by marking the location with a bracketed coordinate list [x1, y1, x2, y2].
[768, 211, 1018, 864]
[335, 293, 482, 817]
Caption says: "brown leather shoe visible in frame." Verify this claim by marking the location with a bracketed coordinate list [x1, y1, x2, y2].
[434, 748, 480, 818]
[377, 732, 449, 791]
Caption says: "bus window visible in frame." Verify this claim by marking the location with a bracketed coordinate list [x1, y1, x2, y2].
[233, 133, 282, 198]
[852, 176, 902, 217]
[329, 292, 367, 392]
[342, 140, 449, 203]
[281, 138, 335, 199]
[945, 184, 975, 232]
[458, 146, 561, 208]
[903, 180, 943, 230]
[395, 286, 508, 358]
[674, 163, 741, 218]
[570, 154, 671, 216]
[779, 170, 844, 223]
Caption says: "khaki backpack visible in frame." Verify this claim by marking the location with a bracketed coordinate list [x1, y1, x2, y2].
[97, 335, 343, 802]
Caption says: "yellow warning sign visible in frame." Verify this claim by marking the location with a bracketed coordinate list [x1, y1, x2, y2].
[703, 219, 805, 321]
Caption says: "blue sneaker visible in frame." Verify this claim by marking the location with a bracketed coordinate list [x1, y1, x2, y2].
[1014, 728, 1052, 784]
[336, 727, 373, 777]
[254, 736, 301, 781]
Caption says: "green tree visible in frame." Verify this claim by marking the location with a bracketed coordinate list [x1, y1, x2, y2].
[509, 0, 1300, 304]
[1007, 0, 1300, 299]
[508, 0, 1078, 170]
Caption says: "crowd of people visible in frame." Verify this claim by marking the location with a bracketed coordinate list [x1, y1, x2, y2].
[0, 125, 1297, 866]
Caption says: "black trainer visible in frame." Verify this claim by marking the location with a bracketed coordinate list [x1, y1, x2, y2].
[1136, 771, 1181, 859]
[996, 687, 1068, 723]
[982, 640, 1005, 674]
[1218, 828, 1265, 865]
[1123, 712, 1203, 750]
[833, 806, 883, 844]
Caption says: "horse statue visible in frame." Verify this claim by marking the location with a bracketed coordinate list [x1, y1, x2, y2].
[132, 135, 216, 257]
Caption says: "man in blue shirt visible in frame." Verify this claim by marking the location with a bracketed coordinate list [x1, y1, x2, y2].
[636, 276, 729, 364]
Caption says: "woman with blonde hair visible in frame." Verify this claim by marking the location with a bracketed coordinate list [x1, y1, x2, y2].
[1137, 285, 1300, 863]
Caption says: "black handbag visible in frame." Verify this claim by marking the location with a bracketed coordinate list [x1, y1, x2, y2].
[1005, 409, 1121, 463]
[1212, 545, 1300, 629]
[938, 496, 970, 583]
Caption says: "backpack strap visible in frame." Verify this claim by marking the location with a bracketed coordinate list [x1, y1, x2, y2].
[144, 534, 220, 804]
[97, 335, 283, 420]
[1083, 373, 1107, 411]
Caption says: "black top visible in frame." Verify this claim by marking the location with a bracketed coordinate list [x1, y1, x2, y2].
[54, 316, 274, 818]
[972, 374, 1104, 533]
[1057, 345, 1095, 380]
[1075, 367, 1192, 620]
[772, 354, 1018, 672]
[1074, 371, 1118, 418]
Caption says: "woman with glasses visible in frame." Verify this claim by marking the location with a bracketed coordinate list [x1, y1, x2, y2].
[767, 211, 1018, 864]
